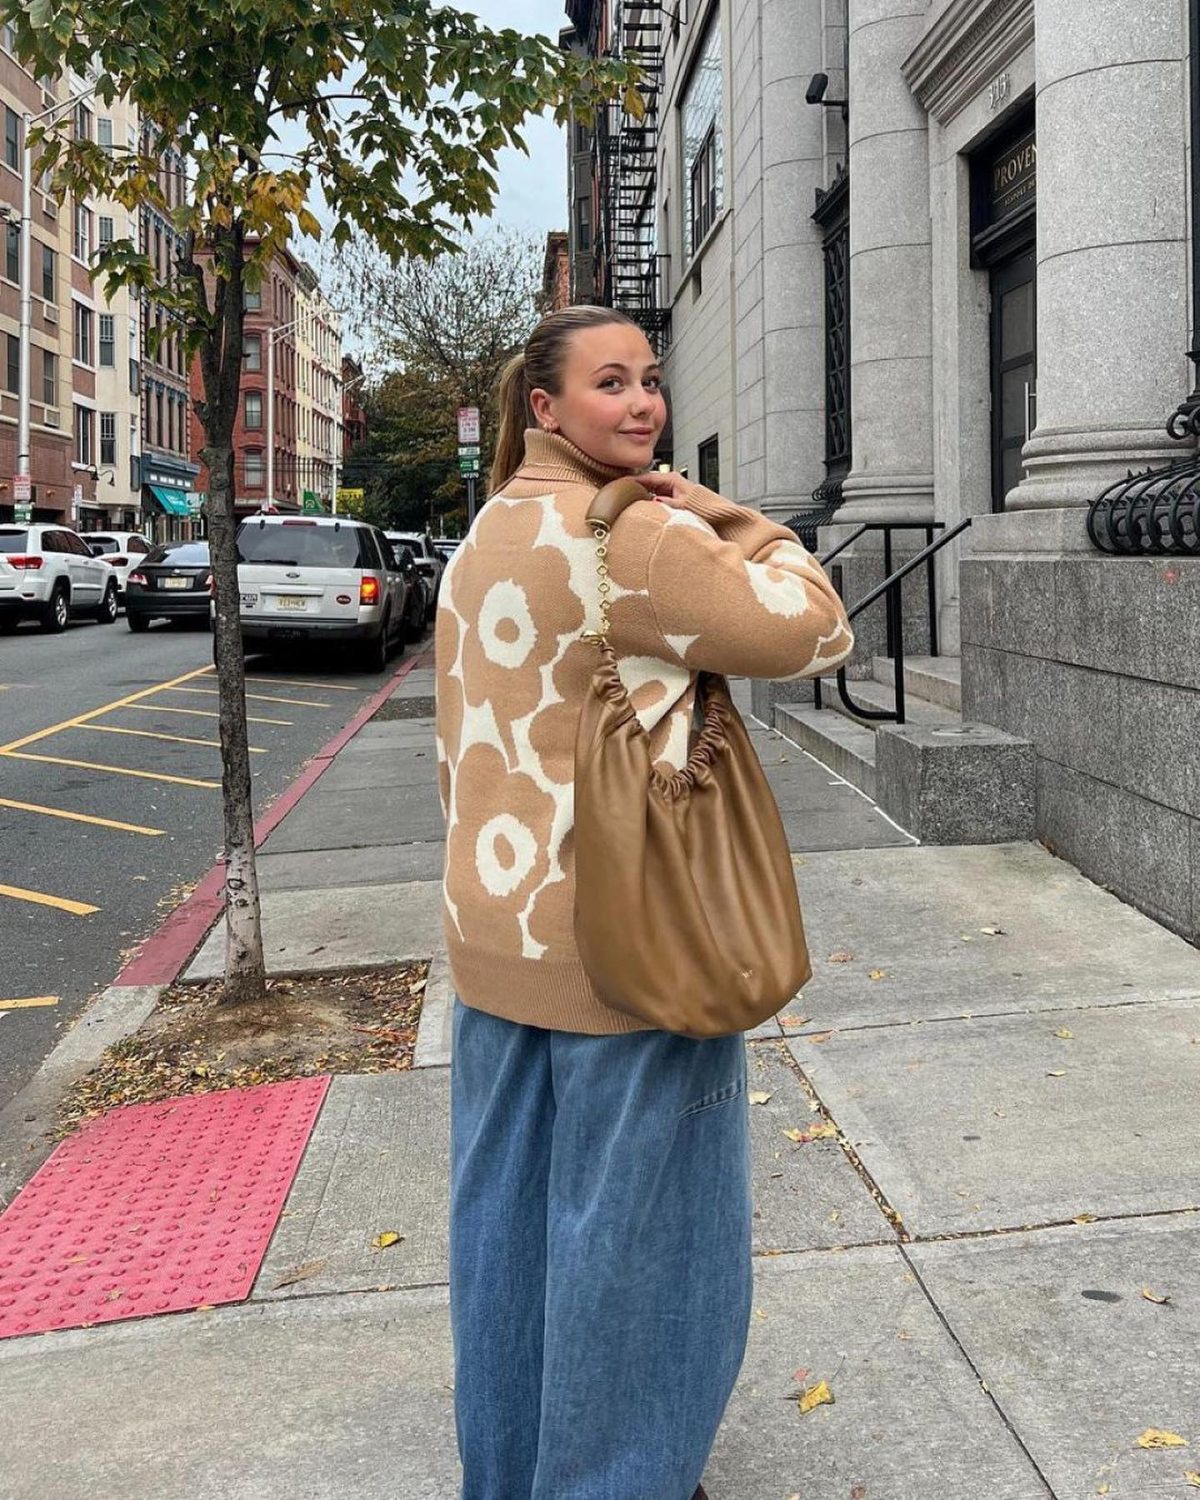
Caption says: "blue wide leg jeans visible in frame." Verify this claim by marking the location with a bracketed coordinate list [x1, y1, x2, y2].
[450, 998, 753, 1500]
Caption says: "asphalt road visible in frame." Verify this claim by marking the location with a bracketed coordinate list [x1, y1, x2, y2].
[0, 610, 412, 1113]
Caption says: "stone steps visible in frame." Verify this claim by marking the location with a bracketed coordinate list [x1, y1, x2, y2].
[871, 654, 962, 713]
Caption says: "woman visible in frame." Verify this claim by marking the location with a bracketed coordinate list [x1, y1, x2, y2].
[435, 306, 853, 1499]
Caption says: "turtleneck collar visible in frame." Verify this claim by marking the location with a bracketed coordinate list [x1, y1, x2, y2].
[512, 429, 638, 489]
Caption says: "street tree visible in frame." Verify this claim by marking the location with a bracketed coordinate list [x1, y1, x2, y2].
[8, 0, 634, 1003]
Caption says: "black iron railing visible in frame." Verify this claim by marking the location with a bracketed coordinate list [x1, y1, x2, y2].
[814, 518, 973, 725]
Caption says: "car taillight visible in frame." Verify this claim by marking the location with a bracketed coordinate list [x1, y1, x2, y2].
[7, 556, 43, 570]
[127, 571, 147, 586]
[359, 575, 381, 606]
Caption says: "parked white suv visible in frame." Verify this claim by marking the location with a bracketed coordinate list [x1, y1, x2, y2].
[0, 523, 119, 631]
[229, 515, 410, 670]
[85, 531, 153, 601]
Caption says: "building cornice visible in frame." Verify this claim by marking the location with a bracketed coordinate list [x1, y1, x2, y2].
[902, 0, 1034, 126]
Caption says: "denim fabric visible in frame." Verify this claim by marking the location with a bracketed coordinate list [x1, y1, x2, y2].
[450, 998, 752, 1500]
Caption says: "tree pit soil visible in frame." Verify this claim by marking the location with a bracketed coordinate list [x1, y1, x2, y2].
[57, 962, 429, 1138]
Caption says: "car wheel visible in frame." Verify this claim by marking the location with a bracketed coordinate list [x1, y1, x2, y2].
[127, 611, 150, 633]
[41, 585, 69, 633]
[95, 581, 119, 624]
[361, 623, 389, 673]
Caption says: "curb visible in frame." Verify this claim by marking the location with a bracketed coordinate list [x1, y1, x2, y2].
[0, 650, 432, 1203]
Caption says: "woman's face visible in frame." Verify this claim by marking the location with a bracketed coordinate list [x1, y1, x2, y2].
[531, 323, 667, 472]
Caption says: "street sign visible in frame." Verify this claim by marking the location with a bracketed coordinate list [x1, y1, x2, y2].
[457, 407, 481, 445]
[457, 444, 481, 459]
[14, 502, 31, 523]
[458, 456, 481, 475]
[13, 473, 31, 503]
[302, 490, 322, 515]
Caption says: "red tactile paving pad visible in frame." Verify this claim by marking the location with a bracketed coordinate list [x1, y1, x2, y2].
[0, 1077, 330, 1340]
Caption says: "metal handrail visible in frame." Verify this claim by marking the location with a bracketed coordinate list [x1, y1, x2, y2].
[814, 517, 973, 726]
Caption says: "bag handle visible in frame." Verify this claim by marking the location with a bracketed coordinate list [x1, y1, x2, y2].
[583, 478, 653, 645]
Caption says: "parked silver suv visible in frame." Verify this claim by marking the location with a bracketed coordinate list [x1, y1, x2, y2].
[0, 523, 119, 631]
[230, 515, 411, 670]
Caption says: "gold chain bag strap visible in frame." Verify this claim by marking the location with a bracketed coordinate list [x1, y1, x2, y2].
[572, 477, 812, 1038]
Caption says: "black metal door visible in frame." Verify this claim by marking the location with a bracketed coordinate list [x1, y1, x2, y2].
[990, 248, 1037, 511]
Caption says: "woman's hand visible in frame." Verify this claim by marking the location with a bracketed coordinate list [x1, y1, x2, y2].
[638, 470, 693, 508]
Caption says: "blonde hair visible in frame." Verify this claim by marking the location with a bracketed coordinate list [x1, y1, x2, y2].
[489, 306, 639, 494]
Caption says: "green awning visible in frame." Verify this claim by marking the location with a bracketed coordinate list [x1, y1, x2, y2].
[147, 484, 190, 517]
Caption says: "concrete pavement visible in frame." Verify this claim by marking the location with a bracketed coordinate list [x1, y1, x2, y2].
[3, 662, 1200, 1499]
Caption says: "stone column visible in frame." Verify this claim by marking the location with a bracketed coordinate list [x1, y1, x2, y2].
[1007, 0, 1189, 516]
[836, 0, 934, 523]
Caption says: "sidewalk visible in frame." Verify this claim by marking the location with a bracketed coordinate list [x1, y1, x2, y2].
[3, 663, 1200, 1499]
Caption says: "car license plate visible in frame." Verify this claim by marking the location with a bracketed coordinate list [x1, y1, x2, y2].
[162, 576, 190, 589]
[275, 595, 308, 611]
[240, 591, 259, 610]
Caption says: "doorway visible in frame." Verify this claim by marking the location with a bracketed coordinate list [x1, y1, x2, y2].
[990, 248, 1036, 511]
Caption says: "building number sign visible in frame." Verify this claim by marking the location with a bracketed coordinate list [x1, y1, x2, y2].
[988, 71, 1011, 111]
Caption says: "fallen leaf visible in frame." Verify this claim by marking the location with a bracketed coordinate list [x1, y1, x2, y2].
[779, 1014, 812, 1029]
[754, 1308, 767, 1320]
[1047, 1070, 1067, 1077]
[1183, 1473, 1200, 1488]
[272, 1257, 328, 1290]
[1141, 1286, 1172, 1305]
[792, 1367, 810, 1384]
[1097, 1485, 1110, 1495]
[1073, 1213, 1097, 1224]
[808, 1031, 834, 1044]
[371, 1231, 404, 1251]
[827, 951, 854, 964]
[798, 1379, 834, 1415]
[1054, 1027, 1074, 1039]
[748, 1090, 773, 1105]
[868, 970, 886, 982]
[851, 1486, 867, 1500]
[782, 1121, 838, 1145]
[980, 926, 1005, 936]
[1135, 1429, 1187, 1449]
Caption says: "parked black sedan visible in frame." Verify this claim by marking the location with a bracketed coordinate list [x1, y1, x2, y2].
[126, 540, 212, 631]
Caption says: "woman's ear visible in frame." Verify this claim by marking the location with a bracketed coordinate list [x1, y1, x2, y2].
[529, 388, 559, 432]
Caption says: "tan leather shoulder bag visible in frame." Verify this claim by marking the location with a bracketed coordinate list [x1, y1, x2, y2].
[572, 477, 812, 1038]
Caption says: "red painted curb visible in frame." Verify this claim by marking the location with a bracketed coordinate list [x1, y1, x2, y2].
[114, 651, 429, 989]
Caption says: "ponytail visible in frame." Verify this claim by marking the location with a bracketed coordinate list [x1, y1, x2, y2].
[489, 353, 535, 495]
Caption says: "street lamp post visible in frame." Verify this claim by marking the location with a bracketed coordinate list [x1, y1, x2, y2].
[266, 317, 300, 508]
[17, 82, 99, 487]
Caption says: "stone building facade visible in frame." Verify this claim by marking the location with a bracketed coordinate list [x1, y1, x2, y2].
[578, 0, 1200, 944]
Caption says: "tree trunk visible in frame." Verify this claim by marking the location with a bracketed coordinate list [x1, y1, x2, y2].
[205, 437, 266, 1005]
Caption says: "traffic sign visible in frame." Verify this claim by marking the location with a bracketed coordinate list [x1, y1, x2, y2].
[458, 456, 481, 475]
[457, 407, 480, 445]
[13, 473, 31, 503]
[14, 502, 31, 523]
[457, 444, 481, 459]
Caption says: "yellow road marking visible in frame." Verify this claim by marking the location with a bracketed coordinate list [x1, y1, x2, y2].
[0, 883, 98, 917]
[0, 750, 219, 790]
[172, 686, 331, 708]
[116, 703, 294, 727]
[244, 676, 363, 692]
[0, 995, 59, 1010]
[80, 723, 266, 754]
[0, 664, 214, 756]
[0, 796, 165, 836]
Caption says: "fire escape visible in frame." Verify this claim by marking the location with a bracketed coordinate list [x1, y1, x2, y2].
[595, 0, 670, 346]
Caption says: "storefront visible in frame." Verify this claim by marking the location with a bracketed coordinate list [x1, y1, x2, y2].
[141, 456, 202, 544]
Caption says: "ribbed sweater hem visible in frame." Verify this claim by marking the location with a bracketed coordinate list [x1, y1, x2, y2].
[446, 936, 653, 1035]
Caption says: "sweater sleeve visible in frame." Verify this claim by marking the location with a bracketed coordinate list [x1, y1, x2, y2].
[644, 484, 854, 680]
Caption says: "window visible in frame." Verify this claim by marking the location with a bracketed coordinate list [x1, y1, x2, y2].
[576, 197, 591, 253]
[42, 348, 56, 406]
[98, 215, 114, 248]
[155, 387, 164, 446]
[100, 411, 116, 467]
[244, 285, 261, 312]
[129, 357, 139, 394]
[5, 107, 18, 171]
[73, 101, 91, 143]
[41, 243, 55, 301]
[73, 201, 91, 260]
[98, 313, 115, 367]
[5, 333, 17, 394]
[244, 390, 262, 429]
[680, 16, 724, 261]
[698, 435, 719, 492]
[243, 333, 262, 372]
[5, 223, 16, 283]
[1, 22, 16, 52]
[73, 302, 93, 365]
[97, 117, 113, 154]
[74, 404, 94, 465]
[244, 450, 264, 487]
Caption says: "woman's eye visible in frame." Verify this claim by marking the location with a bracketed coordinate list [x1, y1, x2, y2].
[600, 377, 623, 391]
[644, 377, 662, 391]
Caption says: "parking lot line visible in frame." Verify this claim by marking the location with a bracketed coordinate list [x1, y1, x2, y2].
[171, 686, 332, 709]
[0, 664, 215, 756]
[116, 703, 295, 727]
[1, 750, 220, 790]
[0, 796, 165, 836]
[0, 883, 98, 917]
[243, 676, 365, 692]
[82, 723, 267, 754]
[0, 995, 59, 1010]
